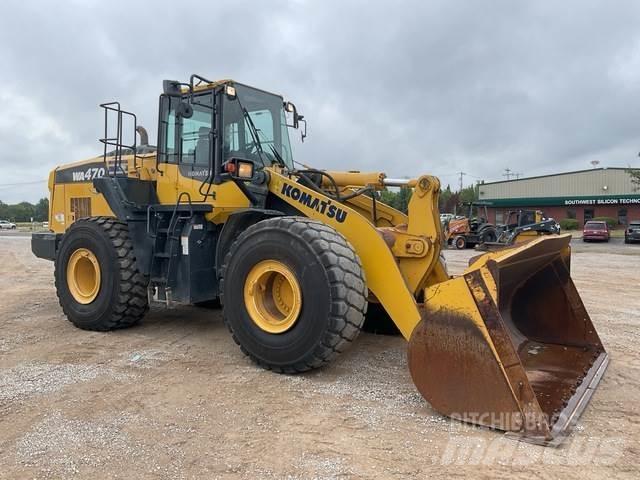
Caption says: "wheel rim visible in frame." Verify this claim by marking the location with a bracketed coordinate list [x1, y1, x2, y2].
[243, 260, 302, 334]
[456, 238, 465, 248]
[67, 248, 101, 304]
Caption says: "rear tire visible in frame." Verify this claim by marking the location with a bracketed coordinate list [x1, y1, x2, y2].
[480, 227, 497, 243]
[454, 235, 467, 249]
[220, 216, 367, 373]
[55, 217, 148, 331]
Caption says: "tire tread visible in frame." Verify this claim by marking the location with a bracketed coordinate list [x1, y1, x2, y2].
[220, 216, 367, 373]
[55, 216, 148, 331]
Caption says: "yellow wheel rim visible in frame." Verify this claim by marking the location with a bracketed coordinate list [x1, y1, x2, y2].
[243, 260, 302, 334]
[67, 248, 101, 304]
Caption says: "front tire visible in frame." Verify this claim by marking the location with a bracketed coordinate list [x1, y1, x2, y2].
[221, 216, 367, 373]
[55, 217, 148, 331]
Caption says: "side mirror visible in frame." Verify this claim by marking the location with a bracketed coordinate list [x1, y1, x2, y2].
[284, 101, 299, 128]
[298, 115, 307, 143]
[284, 101, 307, 142]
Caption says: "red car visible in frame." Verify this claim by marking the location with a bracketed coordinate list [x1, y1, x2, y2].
[582, 221, 610, 242]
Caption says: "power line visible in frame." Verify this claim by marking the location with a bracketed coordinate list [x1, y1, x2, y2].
[0, 180, 47, 188]
[502, 168, 524, 180]
[465, 173, 483, 179]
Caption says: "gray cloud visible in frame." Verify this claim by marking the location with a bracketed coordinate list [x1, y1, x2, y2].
[1, 0, 640, 202]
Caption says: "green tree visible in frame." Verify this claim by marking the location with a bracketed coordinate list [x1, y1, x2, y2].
[394, 187, 412, 213]
[439, 184, 453, 213]
[0, 199, 45, 222]
[458, 184, 479, 204]
[12, 202, 36, 222]
[628, 168, 640, 191]
[34, 197, 49, 222]
[378, 187, 412, 213]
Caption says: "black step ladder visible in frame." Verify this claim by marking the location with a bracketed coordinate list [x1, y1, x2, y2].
[147, 194, 194, 307]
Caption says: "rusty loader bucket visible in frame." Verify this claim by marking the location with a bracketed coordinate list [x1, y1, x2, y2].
[408, 234, 608, 445]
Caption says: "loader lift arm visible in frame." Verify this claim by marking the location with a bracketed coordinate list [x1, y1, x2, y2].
[267, 167, 443, 339]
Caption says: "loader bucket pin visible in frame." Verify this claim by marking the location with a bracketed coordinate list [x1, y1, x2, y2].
[408, 234, 608, 445]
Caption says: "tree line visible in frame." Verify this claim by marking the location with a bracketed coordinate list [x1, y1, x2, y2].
[0, 198, 49, 222]
[377, 183, 479, 214]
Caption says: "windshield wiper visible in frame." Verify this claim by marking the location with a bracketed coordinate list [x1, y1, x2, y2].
[241, 105, 286, 168]
[267, 143, 287, 168]
[241, 106, 268, 167]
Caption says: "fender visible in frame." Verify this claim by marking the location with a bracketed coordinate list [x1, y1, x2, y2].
[215, 208, 284, 275]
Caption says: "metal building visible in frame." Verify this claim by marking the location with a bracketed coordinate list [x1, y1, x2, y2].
[478, 167, 640, 226]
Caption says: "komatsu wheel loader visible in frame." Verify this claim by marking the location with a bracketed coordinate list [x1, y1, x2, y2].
[32, 75, 608, 445]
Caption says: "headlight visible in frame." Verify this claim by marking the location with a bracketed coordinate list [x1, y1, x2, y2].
[225, 84, 236, 98]
[237, 161, 254, 179]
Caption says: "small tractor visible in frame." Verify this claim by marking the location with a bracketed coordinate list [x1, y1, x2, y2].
[445, 202, 498, 249]
[32, 75, 607, 445]
[478, 209, 561, 250]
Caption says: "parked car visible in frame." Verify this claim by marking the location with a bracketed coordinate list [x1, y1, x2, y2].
[582, 221, 610, 242]
[0, 220, 16, 230]
[625, 220, 640, 244]
[440, 213, 454, 223]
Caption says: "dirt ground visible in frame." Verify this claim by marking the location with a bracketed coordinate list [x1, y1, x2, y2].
[0, 234, 638, 479]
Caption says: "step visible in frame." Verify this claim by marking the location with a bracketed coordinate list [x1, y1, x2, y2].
[147, 286, 175, 309]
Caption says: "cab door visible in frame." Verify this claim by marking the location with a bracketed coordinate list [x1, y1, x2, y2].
[156, 92, 214, 204]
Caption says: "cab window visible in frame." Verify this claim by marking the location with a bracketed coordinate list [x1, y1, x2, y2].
[158, 92, 213, 165]
[244, 110, 274, 150]
[181, 104, 212, 165]
[180, 92, 213, 165]
[158, 97, 178, 163]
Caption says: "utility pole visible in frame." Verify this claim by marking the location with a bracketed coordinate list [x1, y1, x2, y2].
[457, 171, 466, 191]
[503, 168, 512, 180]
[514, 172, 523, 180]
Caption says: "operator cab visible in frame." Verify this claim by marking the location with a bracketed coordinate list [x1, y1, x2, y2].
[158, 78, 303, 185]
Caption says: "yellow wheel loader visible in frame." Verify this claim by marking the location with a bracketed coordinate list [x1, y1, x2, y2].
[32, 75, 607, 445]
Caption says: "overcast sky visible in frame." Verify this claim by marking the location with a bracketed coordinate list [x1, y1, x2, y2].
[1, 0, 640, 203]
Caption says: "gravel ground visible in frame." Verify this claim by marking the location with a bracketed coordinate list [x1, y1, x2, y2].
[0, 234, 638, 479]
